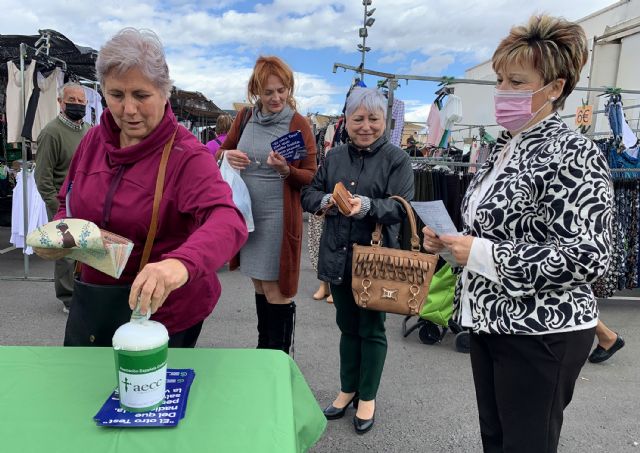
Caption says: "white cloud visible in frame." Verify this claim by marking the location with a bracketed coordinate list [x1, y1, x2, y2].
[403, 100, 432, 123]
[1, 0, 614, 55]
[166, 48, 342, 111]
[378, 53, 406, 65]
[407, 54, 455, 76]
[0, 0, 617, 115]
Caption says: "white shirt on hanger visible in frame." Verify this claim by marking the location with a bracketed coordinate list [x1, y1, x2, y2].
[10, 169, 49, 255]
[6, 61, 36, 143]
[441, 95, 463, 130]
[32, 67, 64, 140]
[83, 86, 103, 125]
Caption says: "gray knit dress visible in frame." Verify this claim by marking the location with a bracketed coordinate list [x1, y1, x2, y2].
[238, 105, 294, 281]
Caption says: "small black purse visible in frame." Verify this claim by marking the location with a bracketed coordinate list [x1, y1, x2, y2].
[63, 281, 132, 346]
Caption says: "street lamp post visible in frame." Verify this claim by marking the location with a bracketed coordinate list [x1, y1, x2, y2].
[358, 0, 375, 82]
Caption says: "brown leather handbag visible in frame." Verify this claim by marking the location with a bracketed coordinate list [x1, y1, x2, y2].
[351, 196, 438, 316]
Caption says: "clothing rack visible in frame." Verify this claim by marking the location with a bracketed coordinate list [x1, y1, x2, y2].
[0, 41, 68, 282]
[588, 129, 640, 137]
[332, 62, 640, 94]
[334, 64, 640, 143]
[610, 168, 640, 172]
[409, 158, 481, 168]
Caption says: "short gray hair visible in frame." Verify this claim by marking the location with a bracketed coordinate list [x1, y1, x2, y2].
[345, 87, 387, 119]
[96, 27, 173, 99]
[57, 82, 85, 100]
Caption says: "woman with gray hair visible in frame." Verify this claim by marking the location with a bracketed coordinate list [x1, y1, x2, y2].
[301, 87, 414, 434]
[35, 27, 248, 348]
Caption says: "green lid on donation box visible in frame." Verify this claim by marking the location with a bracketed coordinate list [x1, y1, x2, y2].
[112, 313, 169, 413]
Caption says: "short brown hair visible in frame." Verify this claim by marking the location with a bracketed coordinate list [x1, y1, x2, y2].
[247, 56, 297, 110]
[215, 114, 232, 135]
[492, 15, 588, 110]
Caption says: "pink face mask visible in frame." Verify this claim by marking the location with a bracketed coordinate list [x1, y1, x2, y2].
[494, 84, 552, 132]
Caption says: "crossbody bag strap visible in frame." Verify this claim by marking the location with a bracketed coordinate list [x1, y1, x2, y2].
[139, 128, 178, 272]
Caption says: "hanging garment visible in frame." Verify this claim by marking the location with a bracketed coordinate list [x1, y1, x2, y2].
[390, 99, 405, 147]
[324, 123, 335, 152]
[477, 144, 490, 166]
[332, 117, 346, 147]
[605, 98, 623, 138]
[469, 142, 479, 174]
[441, 94, 463, 130]
[400, 167, 473, 250]
[10, 169, 49, 254]
[6, 61, 36, 143]
[20, 67, 42, 141]
[83, 86, 104, 125]
[32, 67, 65, 140]
[437, 95, 463, 148]
[426, 101, 444, 146]
[622, 117, 638, 149]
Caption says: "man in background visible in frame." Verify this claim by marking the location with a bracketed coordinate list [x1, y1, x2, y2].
[405, 135, 422, 157]
[35, 82, 90, 313]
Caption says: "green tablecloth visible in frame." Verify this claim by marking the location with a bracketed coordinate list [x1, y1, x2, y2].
[0, 346, 326, 452]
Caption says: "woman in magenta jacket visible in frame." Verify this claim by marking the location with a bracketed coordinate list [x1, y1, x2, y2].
[36, 28, 248, 347]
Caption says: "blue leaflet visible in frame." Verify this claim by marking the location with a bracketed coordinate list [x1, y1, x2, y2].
[94, 369, 195, 428]
[271, 130, 306, 162]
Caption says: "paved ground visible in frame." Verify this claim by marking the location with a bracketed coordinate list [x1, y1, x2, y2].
[1, 223, 639, 452]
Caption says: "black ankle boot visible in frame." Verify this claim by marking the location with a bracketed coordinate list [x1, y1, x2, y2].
[266, 301, 296, 355]
[255, 293, 269, 349]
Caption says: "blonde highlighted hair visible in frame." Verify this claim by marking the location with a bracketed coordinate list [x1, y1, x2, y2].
[247, 56, 297, 111]
[215, 114, 232, 135]
[492, 15, 588, 110]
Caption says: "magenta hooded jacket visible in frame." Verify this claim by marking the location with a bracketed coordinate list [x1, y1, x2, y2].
[56, 104, 248, 334]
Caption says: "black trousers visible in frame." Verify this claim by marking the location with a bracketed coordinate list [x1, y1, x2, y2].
[470, 328, 595, 453]
[168, 321, 204, 348]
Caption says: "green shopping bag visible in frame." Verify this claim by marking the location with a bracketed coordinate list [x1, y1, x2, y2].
[419, 263, 457, 327]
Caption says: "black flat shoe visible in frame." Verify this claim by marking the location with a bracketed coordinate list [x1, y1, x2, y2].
[323, 393, 359, 420]
[354, 413, 375, 435]
[588, 334, 625, 363]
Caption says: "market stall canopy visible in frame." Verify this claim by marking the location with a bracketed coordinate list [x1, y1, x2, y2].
[232, 102, 252, 112]
[170, 87, 225, 127]
[0, 29, 98, 81]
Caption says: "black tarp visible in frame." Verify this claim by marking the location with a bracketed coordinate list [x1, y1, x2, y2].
[0, 29, 98, 81]
[0, 30, 224, 127]
[170, 87, 225, 127]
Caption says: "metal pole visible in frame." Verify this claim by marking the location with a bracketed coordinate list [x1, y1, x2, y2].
[0, 42, 62, 282]
[332, 62, 640, 94]
[19, 43, 30, 279]
[386, 78, 397, 136]
[360, 3, 367, 82]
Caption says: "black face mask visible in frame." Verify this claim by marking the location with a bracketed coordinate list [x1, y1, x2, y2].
[64, 103, 86, 121]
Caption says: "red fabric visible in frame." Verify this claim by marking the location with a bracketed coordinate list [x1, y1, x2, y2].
[55, 103, 248, 334]
[222, 108, 317, 298]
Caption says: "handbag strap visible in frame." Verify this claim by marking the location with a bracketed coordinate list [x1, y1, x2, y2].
[371, 195, 420, 252]
[139, 128, 178, 272]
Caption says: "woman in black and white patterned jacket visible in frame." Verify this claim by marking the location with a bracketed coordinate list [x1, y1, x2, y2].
[422, 15, 613, 453]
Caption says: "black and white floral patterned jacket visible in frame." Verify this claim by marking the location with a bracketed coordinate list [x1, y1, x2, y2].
[456, 113, 614, 334]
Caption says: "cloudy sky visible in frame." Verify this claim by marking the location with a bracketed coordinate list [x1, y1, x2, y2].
[2, 0, 615, 121]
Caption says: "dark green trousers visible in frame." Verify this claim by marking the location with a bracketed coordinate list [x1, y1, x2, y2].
[330, 279, 387, 401]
